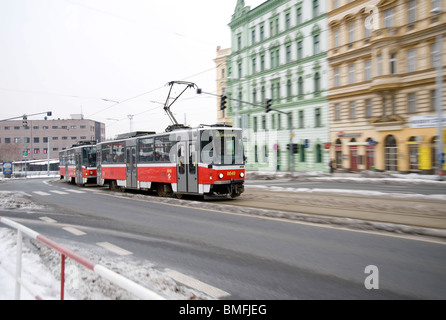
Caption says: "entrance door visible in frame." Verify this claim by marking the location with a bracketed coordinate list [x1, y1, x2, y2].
[177, 142, 198, 194]
[350, 147, 358, 172]
[126, 147, 137, 189]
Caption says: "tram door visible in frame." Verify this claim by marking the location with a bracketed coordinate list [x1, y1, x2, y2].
[76, 152, 83, 185]
[177, 142, 198, 194]
[126, 146, 137, 189]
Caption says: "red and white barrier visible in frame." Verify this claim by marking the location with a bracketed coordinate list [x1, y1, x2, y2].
[0, 216, 165, 300]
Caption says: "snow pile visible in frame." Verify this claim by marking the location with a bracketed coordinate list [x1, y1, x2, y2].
[0, 191, 45, 211]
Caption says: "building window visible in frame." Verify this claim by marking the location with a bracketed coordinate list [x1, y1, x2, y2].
[365, 99, 373, 118]
[313, 34, 320, 55]
[260, 25, 264, 41]
[334, 67, 340, 87]
[297, 6, 302, 25]
[297, 40, 303, 60]
[285, 12, 291, 30]
[335, 103, 341, 120]
[390, 53, 397, 74]
[431, 89, 437, 111]
[349, 101, 356, 119]
[408, 0, 416, 24]
[365, 60, 372, 80]
[298, 77, 304, 97]
[314, 72, 321, 93]
[251, 29, 256, 45]
[313, 0, 319, 18]
[315, 108, 322, 127]
[348, 64, 355, 84]
[334, 29, 340, 48]
[377, 54, 382, 76]
[34, 137, 39, 143]
[384, 8, 395, 28]
[286, 44, 292, 63]
[407, 49, 416, 72]
[298, 110, 304, 128]
[287, 80, 292, 98]
[348, 23, 355, 44]
[260, 54, 265, 71]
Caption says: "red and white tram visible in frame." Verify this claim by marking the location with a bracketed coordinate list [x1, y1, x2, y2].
[96, 125, 245, 198]
[59, 142, 98, 186]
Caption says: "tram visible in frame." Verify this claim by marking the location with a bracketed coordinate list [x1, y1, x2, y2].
[96, 125, 245, 198]
[59, 141, 98, 185]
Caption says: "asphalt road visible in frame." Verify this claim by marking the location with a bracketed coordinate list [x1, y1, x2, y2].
[1, 178, 446, 300]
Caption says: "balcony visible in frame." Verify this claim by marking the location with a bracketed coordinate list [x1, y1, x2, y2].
[370, 74, 402, 92]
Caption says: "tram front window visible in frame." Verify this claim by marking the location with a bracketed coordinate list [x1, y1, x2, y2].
[201, 130, 244, 165]
[83, 147, 97, 167]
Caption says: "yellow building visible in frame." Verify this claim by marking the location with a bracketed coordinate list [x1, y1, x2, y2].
[328, 0, 446, 173]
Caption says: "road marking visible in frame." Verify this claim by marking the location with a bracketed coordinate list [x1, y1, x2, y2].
[63, 227, 86, 236]
[165, 270, 230, 299]
[39, 217, 57, 223]
[50, 190, 69, 195]
[33, 191, 51, 196]
[63, 188, 86, 194]
[97, 242, 132, 256]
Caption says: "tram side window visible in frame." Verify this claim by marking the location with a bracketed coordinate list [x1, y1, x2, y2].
[67, 150, 75, 166]
[112, 143, 125, 163]
[154, 135, 172, 162]
[139, 138, 154, 163]
[101, 144, 113, 164]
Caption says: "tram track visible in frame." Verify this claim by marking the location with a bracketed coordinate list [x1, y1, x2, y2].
[216, 187, 446, 231]
[84, 181, 446, 239]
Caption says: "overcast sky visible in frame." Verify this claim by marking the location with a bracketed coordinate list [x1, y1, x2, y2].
[0, 0, 264, 138]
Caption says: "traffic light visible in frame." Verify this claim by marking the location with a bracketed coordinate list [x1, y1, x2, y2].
[22, 115, 28, 127]
[265, 99, 272, 113]
[220, 95, 227, 110]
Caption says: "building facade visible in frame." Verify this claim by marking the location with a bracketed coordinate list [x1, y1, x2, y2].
[0, 115, 105, 162]
[328, 0, 446, 173]
[226, 0, 330, 172]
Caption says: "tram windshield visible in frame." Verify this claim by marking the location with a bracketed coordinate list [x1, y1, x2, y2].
[201, 129, 244, 165]
[82, 147, 97, 167]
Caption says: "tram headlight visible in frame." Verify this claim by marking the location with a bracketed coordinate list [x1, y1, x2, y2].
[239, 172, 244, 178]
[218, 173, 224, 179]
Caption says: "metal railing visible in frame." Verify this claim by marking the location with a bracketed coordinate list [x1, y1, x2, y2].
[0, 217, 165, 300]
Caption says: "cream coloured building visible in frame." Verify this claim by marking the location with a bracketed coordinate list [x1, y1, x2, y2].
[328, 0, 446, 173]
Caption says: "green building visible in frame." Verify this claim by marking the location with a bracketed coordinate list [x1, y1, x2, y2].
[226, 0, 330, 172]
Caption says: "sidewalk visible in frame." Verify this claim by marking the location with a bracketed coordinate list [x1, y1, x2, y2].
[246, 170, 446, 186]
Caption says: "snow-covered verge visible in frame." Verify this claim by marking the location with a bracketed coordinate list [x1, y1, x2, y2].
[0, 227, 210, 300]
[0, 191, 210, 300]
